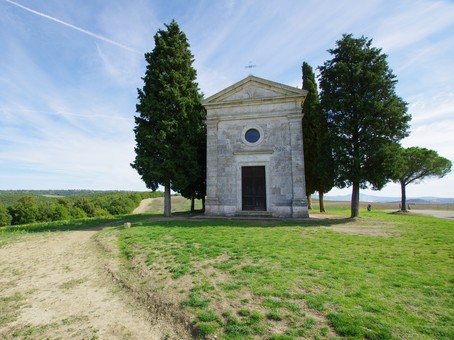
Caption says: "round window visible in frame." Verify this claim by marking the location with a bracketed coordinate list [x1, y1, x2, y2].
[244, 128, 261, 143]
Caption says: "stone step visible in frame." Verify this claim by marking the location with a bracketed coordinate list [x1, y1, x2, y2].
[235, 211, 273, 218]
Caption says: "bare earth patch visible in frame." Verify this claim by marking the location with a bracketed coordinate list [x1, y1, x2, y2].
[410, 209, 454, 219]
[0, 229, 190, 339]
[325, 222, 398, 237]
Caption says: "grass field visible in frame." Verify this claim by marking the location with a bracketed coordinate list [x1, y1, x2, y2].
[116, 205, 453, 339]
[1, 201, 453, 339]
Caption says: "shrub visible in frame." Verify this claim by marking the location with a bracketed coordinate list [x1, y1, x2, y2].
[74, 198, 97, 217]
[0, 204, 12, 226]
[11, 196, 39, 225]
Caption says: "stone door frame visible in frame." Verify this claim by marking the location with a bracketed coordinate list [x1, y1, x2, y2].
[235, 157, 271, 214]
[241, 165, 267, 211]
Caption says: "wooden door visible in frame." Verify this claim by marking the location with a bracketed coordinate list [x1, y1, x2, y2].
[242, 166, 266, 211]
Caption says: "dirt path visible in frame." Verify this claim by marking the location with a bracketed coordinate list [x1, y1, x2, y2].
[0, 229, 185, 339]
[411, 209, 454, 219]
[133, 197, 157, 214]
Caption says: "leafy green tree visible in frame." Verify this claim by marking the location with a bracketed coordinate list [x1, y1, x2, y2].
[302, 62, 334, 212]
[0, 204, 12, 226]
[74, 198, 96, 217]
[93, 207, 110, 217]
[319, 34, 411, 217]
[128, 193, 143, 206]
[132, 20, 204, 217]
[57, 197, 71, 207]
[37, 202, 54, 222]
[392, 147, 452, 211]
[11, 195, 39, 225]
[37, 201, 71, 222]
[105, 197, 134, 215]
[70, 207, 88, 219]
[51, 203, 71, 221]
[54, 197, 73, 220]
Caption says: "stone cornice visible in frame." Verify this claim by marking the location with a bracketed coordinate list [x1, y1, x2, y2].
[233, 150, 274, 155]
[207, 109, 302, 122]
[203, 95, 304, 109]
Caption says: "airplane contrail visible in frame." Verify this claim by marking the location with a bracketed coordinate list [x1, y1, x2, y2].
[6, 0, 142, 55]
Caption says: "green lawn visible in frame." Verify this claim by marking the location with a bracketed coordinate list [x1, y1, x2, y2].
[117, 208, 453, 339]
[1, 204, 452, 339]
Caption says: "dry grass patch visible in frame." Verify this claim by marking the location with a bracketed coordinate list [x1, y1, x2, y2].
[326, 223, 399, 237]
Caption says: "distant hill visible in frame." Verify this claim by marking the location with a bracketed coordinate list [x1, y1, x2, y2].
[316, 193, 454, 204]
[0, 190, 159, 207]
[0, 189, 102, 197]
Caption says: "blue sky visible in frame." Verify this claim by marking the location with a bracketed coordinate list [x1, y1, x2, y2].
[1, 0, 453, 198]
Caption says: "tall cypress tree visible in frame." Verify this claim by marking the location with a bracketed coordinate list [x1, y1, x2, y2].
[172, 107, 207, 212]
[132, 20, 204, 216]
[302, 62, 334, 212]
[319, 34, 411, 217]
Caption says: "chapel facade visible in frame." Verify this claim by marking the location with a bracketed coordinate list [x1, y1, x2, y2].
[203, 75, 309, 218]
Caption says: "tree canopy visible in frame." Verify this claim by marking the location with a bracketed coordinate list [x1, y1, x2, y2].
[0, 203, 12, 226]
[0, 192, 159, 226]
[131, 20, 205, 216]
[302, 62, 334, 212]
[319, 34, 411, 217]
[392, 147, 452, 211]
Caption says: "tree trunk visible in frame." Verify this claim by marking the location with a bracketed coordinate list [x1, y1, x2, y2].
[202, 196, 206, 212]
[190, 190, 195, 213]
[164, 180, 171, 217]
[351, 182, 360, 218]
[307, 195, 312, 210]
[400, 180, 407, 212]
[319, 190, 326, 213]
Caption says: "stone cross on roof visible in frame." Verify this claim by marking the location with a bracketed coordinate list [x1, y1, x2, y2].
[245, 61, 256, 74]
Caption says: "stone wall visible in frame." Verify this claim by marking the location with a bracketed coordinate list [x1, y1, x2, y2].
[203, 76, 309, 218]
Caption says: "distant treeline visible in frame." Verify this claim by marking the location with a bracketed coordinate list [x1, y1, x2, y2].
[0, 191, 163, 226]
[0, 189, 102, 196]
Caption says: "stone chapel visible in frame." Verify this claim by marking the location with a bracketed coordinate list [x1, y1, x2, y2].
[203, 75, 309, 218]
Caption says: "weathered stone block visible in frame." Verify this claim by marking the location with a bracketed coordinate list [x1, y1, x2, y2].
[203, 76, 309, 218]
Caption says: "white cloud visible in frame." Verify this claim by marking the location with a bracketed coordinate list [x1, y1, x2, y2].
[194, 0, 384, 94]
[408, 92, 454, 125]
[0, 105, 145, 190]
[97, 0, 158, 52]
[375, 1, 454, 53]
[0, 33, 142, 190]
[5, 0, 141, 54]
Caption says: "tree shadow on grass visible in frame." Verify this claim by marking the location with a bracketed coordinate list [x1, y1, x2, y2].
[0, 212, 357, 236]
[128, 215, 355, 229]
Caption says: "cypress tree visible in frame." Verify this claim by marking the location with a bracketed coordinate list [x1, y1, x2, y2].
[132, 20, 204, 216]
[302, 62, 334, 212]
[319, 34, 411, 217]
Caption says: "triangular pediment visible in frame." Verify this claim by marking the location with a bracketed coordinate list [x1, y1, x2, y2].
[203, 75, 306, 105]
